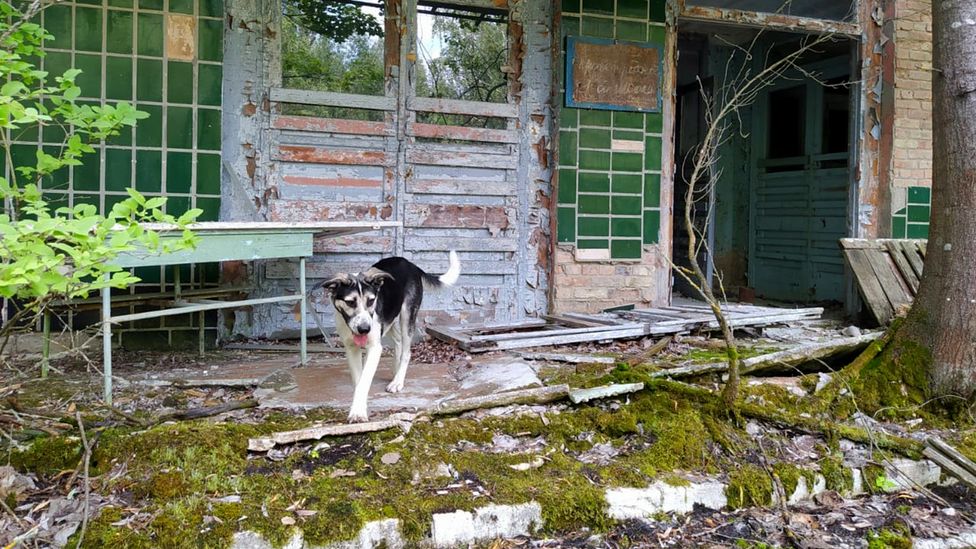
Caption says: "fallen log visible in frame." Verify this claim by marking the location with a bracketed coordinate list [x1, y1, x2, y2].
[248, 413, 416, 452]
[432, 384, 571, 416]
[651, 333, 883, 380]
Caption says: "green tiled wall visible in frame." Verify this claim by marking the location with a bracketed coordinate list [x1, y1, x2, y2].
[557, 0, 667, 260]
[892, 186, 930, 239]
[13, 0, 225, 222]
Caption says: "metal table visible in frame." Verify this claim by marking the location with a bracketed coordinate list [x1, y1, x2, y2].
[67, 221, 398, 404]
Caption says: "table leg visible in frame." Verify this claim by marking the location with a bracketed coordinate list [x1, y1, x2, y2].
[102, 275, 112, 405]
[300, 257, 307, 365]
[41, 309, 51, 379]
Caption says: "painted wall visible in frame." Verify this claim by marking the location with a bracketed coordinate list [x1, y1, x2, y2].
[552, 0, 673, 312]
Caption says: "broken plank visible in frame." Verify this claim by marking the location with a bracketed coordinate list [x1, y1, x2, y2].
[426, 325, 476, 347]
[923, 447, 976, 489]
[515, 351, 616, 364]
[620, 335, 673, 366]
[248, 413, 416, 452]
[844, 248, 895, 325]
[155, 399, 258, 424]
[433, 385, 570, 416]
[569, 383, 644, 404]
[884, 241, 921, 293]
[481, 326, 649, 352]
[542, 314, 609, 328]
[865, 249, 913, 312]
[903, 240, 926, 279]
[468, 323, 646, 343]
[927, 438, 976, 479]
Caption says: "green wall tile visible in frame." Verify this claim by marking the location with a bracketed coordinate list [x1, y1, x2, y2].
[74, 194, 101, 210]
[579, 128, 611, 149]
[557, 207, 576, 242]
[558, 168, 577, 203]
[908, 186, 931, 204]
[107, 11, 134, 54]
[617, 0, 648, 19]
[563, 0, 581, 13]
[167, 107, 194, 149]
[198, 64, 223, 106]
[196, 197, 221, 221]
[166, 152, 193, 193]
[44, 4, 73, 49]
[578, 194, 609, 214]
[136, 104, 163, 147]
[73, 152, 101, 191]
[75, 7, 103, 52]
[611, 239, 641, 259]
[109, 0, 134, 7]
[197, 154, 221, 195]
[75, 54, 103, 98]
[197, 109, 221, 150]
[168, 61, 194, 104]
[559, 131, 578, 166]
[892, 216, 907, 239]
[649, 0, 666, 22]
[170, 0, 195, 14]
[643, 173, 661, 207]
[579, 239, 609, 249]
[646, 112, 663, 133]
[199, 19, 224, 62]
[612, 174, 642, 194]
[643, 209, 660, 244]
[105, 149, 133, 191]
[139, 0, 164, 10]
[579, 172, 609, 192]
[611, 217, 641, 238]
[613, 129, 643, 141]
[136, 150, 162, 192]
[107, 127, 133, 147]
[611, 195, 641, 215]
[612, 152, 642, 172]
[613, 111, 643, 129]
[582, 0, 613, 15]
[644, 138, 662, 170]
[106, 57, 133, 100]
[201, 0, 225, 18]
[137, 13, 164, 56]
[579, 150, 610, 170]
[562, 16, 580, 37]
[137, 58, 163, 101]
[907, 224, 929, 239]
[578, 216, 609, 237]
[581, 16, 614, 38]
[44, 192, 70, 212]
[648, 25, 666, 44]
[166, 196, 190, 215]
[561, 108, 579, 129]
[616, 20, 645, 41]
[907, 205, 930, 223]
[580, 109, 611, 126]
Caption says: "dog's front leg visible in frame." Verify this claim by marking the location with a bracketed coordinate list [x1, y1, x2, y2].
[348, 342, 381, 423]
[345, 345, 363, 386]
[386, 315, 411, 393]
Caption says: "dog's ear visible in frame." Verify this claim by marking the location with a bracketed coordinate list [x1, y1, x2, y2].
[318, 273, 352, 294]
[362, 268, 394, 287]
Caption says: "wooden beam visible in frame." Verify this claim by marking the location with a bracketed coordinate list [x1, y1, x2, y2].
[679, 5, 860, 37]
[270, 88, 396, 111]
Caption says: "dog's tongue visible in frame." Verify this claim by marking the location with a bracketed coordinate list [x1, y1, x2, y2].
[352, 334, 369, 347]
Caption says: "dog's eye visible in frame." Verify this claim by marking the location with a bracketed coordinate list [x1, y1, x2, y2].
[366, 297, 375, 307]
[344, 298, 356, 306]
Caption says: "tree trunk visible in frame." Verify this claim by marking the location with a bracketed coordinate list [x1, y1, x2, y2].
[894, 0, 976, 398]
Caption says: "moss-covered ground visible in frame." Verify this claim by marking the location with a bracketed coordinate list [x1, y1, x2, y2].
[5, 338, 975, 548]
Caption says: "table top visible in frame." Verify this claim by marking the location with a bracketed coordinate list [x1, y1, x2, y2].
[113, 221, 400, 268]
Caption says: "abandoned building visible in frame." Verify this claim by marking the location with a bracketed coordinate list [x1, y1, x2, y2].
[18, 0, 934, 345]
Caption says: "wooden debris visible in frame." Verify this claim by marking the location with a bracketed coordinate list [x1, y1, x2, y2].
[248, 412, 416, 452]
[651, 333, 883, 379]
[432, 385, 570, 416]
[569, 383, 644, 404]
[923, 438, 976, 489]
[840, 238, 926, 325]
[515, 351, 616, 364]
[620, 336, 672, 366]
[155, 398, 259, 424]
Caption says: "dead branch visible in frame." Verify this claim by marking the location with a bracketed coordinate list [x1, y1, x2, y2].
[432, 384, 570, 416]
[74, 411, 93, 549]
[619, 336, 673, 367]
[152, 398, 259, 425]
[248, 413, 416, 452]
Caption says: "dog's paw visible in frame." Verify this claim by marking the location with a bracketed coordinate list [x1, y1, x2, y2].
[347, 407, 369, 423]
[385, 380, 404, 393]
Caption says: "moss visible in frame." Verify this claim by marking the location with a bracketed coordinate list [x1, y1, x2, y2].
[771, 463, 815, 498]
[819, 454, 855, 493]
[867, 521, 912, 549]
[847, 340, 930, 420]
[725, 464, 772, 509]
[862, 463, 889, 495]
[10, 435, 81, 477]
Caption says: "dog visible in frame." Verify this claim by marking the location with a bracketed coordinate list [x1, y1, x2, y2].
[318, 251, 461, 422]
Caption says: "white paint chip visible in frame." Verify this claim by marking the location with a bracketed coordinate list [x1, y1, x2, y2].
[611, 139, 644, 152]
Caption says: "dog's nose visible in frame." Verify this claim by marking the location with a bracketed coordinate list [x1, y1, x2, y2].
[355, 325, 371, 335]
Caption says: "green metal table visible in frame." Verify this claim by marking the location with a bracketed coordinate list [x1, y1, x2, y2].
[64, 221, 399, 404]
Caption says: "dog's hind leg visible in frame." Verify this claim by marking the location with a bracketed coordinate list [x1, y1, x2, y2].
[386, 307, 413, 393]
[349, 342, 381, 423]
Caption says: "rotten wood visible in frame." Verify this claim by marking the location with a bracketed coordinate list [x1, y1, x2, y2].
[408, 122, 517, 144]
[840, 238, 928, 325]
[620, 335, 673, 367]
[270, 87, 396, 111]
[515, 351, 616, 364]
[273, 145, 392, 167]
[408, 96, 518, 118]
[405, 149, 516, 170]
[248, 413, 416, 453]
[404, 203, 513, 230]
[924, 438, 976, 488]
[272, 115, 392, 136]
[679, 5, 861, 37]
[154, 398, 259, 424]
[432, 384, 570, 416]
[569, 383, 644, 404]
[407, 178, 515, 196]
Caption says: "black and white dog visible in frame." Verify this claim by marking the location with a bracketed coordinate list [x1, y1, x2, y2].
[319, 251, 460, 422]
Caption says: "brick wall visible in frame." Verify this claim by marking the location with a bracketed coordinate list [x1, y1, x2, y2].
[892, 0, 932, 190]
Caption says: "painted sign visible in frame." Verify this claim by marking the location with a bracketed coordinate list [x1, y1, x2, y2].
[565, 36, 663, 112]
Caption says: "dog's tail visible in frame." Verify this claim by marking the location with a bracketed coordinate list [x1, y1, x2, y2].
[423, 250, 460, 288]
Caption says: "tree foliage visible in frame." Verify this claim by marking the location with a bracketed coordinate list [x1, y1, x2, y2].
[0, 1, 199, 347]
[282, 0, 382, 43]
[418, 16, 508, 104]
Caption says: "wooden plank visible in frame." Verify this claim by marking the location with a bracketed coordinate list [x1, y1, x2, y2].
[839, 238, 885, 250]
[404, 204, 512, 230]
[923, 447, 976, 489]
[273, 115, 392, 136]
[865, 250, 913, 312]
[902, 240, 926, 279]
[409, 96, 518, 118]
[542, 314, 607, 328]
[408, 123, 518, 144]
[407, 178, 515, 196]
[917, 240, 927, 258]
[274, 145, 392, 166]
[270, 87, 395, 111]
[109, 295, 302, 323]
[484, 326, 649, 351]
[433, 385, 570, 416]
[468, 323, 646, 343]
[884, 241, 920, 293]
[403, 235, 517, 252]
[406, 149, 516, 170]
[844, 248, 895, 324]
[115, 231, 314, 268]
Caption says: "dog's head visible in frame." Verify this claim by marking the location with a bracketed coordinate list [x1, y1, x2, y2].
[319, 268, 393, 347]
